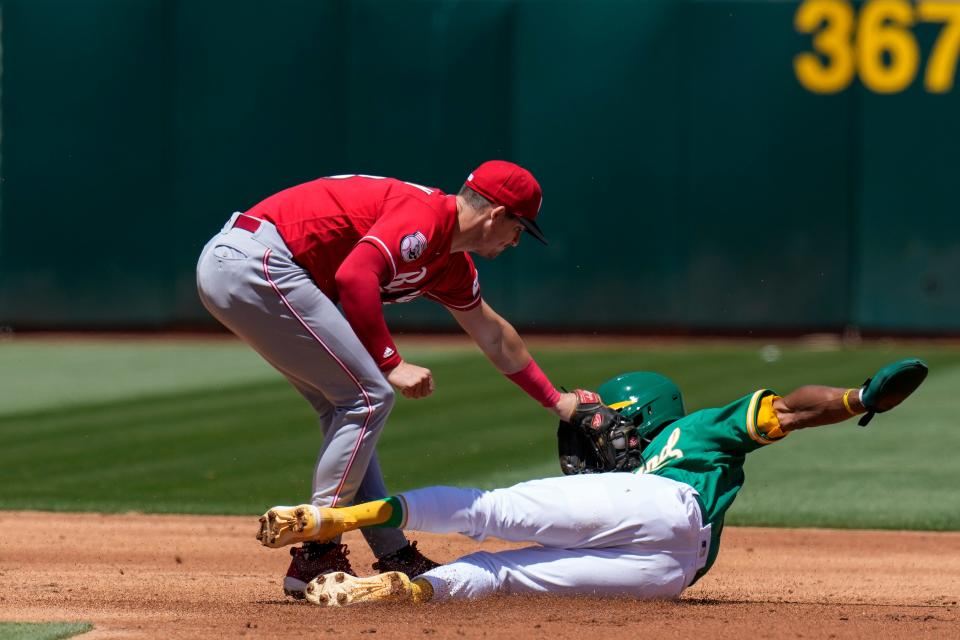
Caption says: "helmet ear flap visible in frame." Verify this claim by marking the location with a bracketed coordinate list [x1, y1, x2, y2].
[610, 419, 644, 472]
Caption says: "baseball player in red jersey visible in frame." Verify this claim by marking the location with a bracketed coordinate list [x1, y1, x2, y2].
[196, 161, 602, 599]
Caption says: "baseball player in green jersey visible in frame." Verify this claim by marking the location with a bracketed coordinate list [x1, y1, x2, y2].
[254, 358, 927, 606]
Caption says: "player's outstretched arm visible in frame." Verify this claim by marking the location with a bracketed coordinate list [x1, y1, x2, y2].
[774, 385, 864, 431]
[775, 358, 928, 432]
[450, 301, 578, 420]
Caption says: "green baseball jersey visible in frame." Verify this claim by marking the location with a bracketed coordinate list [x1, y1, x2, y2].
[633, 389, 781, 577]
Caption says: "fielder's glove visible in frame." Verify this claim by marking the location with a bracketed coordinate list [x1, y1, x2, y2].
[558, 420, 605, 474]
[858, 358, 928, 426]
[558, 389, 640, 474]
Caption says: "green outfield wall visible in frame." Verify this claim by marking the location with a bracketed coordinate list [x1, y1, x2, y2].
[0, 0, 957, 332]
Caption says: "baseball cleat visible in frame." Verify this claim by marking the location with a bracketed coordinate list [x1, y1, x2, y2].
[283, 542, 354, 599]
[304, 571, 413, 607]
[257, 504, 322, 548]
[371, 541, 439, 577]
[257, 504, 356, 548]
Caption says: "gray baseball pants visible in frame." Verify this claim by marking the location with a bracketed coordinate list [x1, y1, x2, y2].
[196, 212, 408, 556]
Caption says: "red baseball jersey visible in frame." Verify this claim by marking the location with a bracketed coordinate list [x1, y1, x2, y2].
[247, 175, 481, 311]
[246, 174, 481, 371]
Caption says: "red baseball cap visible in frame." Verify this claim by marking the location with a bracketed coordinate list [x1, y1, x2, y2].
[465, 160, 546, 245]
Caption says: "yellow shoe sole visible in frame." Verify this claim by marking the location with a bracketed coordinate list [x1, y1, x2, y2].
[256, 504, 353, 548]
[305, 571, 412, 607]
[256, 504, 323, 548]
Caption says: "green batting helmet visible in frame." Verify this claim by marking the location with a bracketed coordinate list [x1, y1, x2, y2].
[598, 372, 685, 444]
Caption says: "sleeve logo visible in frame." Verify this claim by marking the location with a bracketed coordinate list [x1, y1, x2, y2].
[399, 231, 428, 262]
[636, 427, 684, 475]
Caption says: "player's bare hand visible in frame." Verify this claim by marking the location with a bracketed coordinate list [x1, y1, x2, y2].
[550, 392, 579, 422]
[386, 361, 435, 399]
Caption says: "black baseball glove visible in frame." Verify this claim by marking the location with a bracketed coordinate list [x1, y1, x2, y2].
[558, 389, 643, 475]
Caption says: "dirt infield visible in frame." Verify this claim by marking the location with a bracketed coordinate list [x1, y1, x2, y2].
[1, 512, 957, 639]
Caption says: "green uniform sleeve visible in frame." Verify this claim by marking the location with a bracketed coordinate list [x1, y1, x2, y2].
[693, 389, 782, 455]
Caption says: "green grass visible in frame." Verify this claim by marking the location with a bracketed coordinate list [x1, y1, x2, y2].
[0, 337, 958, 529]
[0, 622, 91, 640]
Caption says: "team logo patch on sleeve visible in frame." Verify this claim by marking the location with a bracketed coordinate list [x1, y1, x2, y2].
[399, 231, 428, 262]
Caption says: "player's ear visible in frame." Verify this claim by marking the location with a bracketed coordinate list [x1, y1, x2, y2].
[489, 205, 507, 221]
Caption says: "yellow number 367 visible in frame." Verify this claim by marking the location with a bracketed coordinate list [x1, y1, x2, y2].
[795, 0, 960, 94]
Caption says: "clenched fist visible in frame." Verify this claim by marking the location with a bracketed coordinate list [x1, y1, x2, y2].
[386, 361, 435, 399]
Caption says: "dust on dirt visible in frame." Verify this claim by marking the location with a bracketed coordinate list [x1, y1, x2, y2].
[1, 512, 956, 639]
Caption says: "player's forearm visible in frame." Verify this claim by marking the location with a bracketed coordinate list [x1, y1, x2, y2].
[496, 324, 573, 412]
[460, 305, 529, 372]
[454, 302, 563, 410]
[335, 254, 401, 371]
[773, 385, 865, 432]
[486, 318, 531, 373]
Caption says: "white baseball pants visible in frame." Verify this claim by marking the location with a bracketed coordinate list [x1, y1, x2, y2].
[401, 473, 711, 600]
